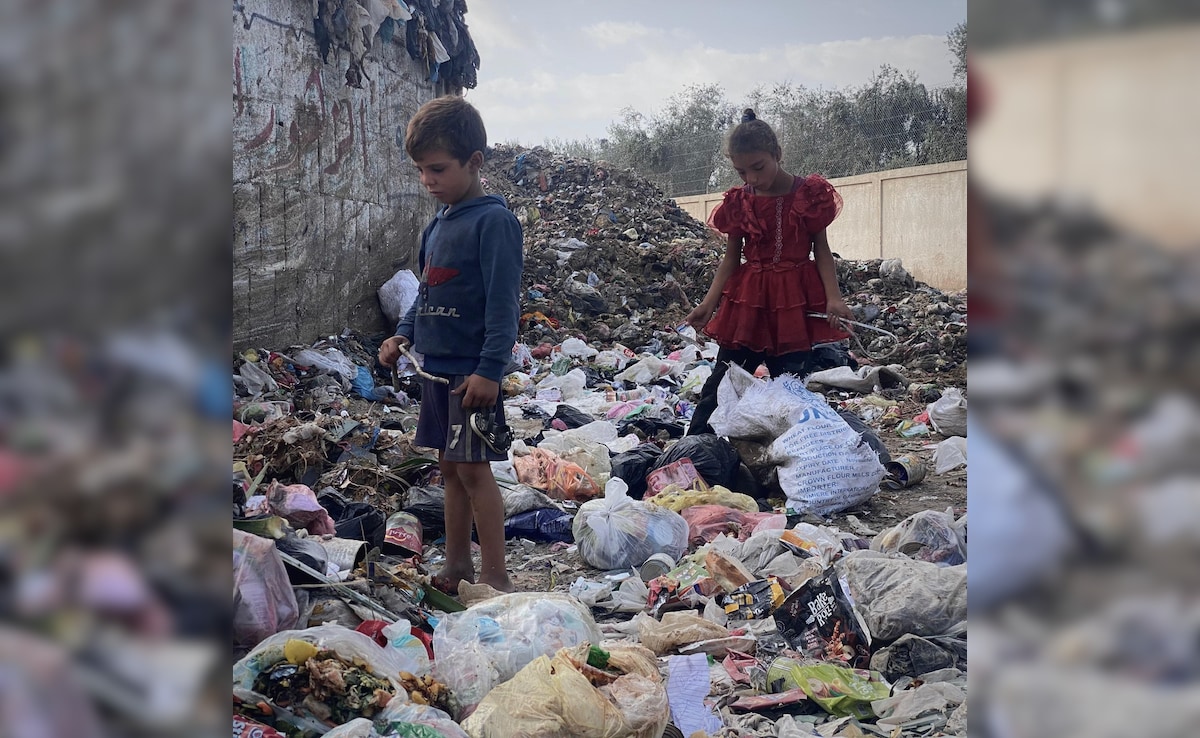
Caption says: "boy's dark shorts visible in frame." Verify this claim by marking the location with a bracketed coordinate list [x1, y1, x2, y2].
[413, 373, 508, 463]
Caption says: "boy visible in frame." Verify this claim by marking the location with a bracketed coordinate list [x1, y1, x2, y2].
[378, 96, 522, 593]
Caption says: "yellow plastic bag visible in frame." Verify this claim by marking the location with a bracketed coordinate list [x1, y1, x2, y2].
[462, 644, 668, 738]
[645, 484, 759, 513]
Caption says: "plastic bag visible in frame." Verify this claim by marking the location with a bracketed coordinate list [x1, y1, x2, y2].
[513, 447, 602, 501]
[708, 363, 806, 441]
[561, 337, 599, 359]
[233, 530, 299, 648]
[594, 349, 630, 372]
[615, 356, 667, 385]
[292, 347, 358, 381]
[573, 478, 689, 570]
[927, 387, 967, 437]
[762, 377, 886, 516]
[431, 593, 602, 714]
[378, 269, 421, 325]
[504, 507, 574, 543]
[609, 444, 663, 499]
[933, 436, 967, 473]
[645, 485, 760, 514]
[871, 509, 966, 565]
[501, 483, 560, 519]
[649, 434, 741, 490]
[636, 611, 730, 655]
[834, 551, 967, 641]
[538, 425, 613, 487]
[679, 504, 779, 545]
[232, 624, 411, 734]
[266, 480, 336, 535]
[765, 657, 890, 719]
[237, 360, 278, 396]
[536, 368, 588, 400]
[461, 643, 668, 738]
[804, 364, 909, 393]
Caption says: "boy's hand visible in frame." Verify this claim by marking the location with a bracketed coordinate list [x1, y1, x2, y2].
[378, 335, 411, 368]
[453, 374, 500, 409]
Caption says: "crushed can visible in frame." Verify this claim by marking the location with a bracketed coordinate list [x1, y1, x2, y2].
[383, 511, 424, 557]
[884, 454, 926, 489]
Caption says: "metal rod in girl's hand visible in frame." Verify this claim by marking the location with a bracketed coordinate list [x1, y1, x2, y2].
[806, 312, 900, 341]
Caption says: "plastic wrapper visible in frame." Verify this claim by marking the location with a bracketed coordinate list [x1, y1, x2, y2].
[774, 571, 872, 669]
[717, 577, 786, 619]
[462, 643, 668, 738]
[513, 447, 602, 501]
[293, 346, 358, 381]
[234, 529, 300, 648]
[322, 702, 469, 737]
[764, 657, 890, 719]
[636, 611, 730, 655]
[232, 625, 412, 734]
[431, 592, 602, 714]
[926, 387, 967, 437]
[871, 508, 966, 565]
[573, 478, 689, 570]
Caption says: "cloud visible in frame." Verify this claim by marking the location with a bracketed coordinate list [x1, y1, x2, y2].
[469, 34, 957, 144]
[582, 21, 654, 48]
[463, 2, 524, 51]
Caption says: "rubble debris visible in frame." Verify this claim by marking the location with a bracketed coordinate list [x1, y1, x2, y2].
[228, 143, 970, 737]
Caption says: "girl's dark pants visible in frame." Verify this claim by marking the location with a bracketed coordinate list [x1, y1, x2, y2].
[686, 347, 812, 435]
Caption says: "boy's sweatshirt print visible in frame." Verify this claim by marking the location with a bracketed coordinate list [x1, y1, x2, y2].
[396, 194, 523, 383]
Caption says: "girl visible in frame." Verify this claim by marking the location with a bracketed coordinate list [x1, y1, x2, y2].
[684, 109, 853, 435]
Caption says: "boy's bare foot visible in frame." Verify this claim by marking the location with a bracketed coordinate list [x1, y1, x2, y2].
[431, 566, 475, 596]
[478, 572, 515, 593]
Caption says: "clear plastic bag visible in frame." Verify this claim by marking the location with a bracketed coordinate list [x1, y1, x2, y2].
[461, 643, 668, 738]
[871, 508, 966, 566]
[573, 479, 689, 570]
[927, 387, 967, 437]
[232, 624, 411, 734]
[233, 529, 299, 649]
[431, 592, 601, 714]
[933, 436, 967, 473]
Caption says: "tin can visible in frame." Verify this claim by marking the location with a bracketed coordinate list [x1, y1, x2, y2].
[383, 511, 424, 557]
[639, 553, 677, 582]
[884, 455, 926, 489]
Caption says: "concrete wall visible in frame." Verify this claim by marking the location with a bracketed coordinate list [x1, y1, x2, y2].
[233, 0, 449, 351]
[675, 161, 967, 291]
[972, 27, 1200, 249]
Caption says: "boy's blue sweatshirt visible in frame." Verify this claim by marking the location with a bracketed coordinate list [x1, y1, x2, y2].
[395, 194, 523, 383]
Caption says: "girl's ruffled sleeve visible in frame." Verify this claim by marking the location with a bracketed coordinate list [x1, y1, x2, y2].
[707, 186, 760, 238]
[792, 175, 842, 232]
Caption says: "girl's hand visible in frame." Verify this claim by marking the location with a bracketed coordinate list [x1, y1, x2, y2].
[685, 301, 717, 330]
[825, 296, 854, 330]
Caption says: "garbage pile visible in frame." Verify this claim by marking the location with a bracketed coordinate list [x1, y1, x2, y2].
[477, 143, 967, 375]
[232, 310, 969, 736]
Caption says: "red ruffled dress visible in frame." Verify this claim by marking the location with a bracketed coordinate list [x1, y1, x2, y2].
[704, 174, 850, 354]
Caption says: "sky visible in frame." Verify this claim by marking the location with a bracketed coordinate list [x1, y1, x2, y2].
[463, 0, 967, 146]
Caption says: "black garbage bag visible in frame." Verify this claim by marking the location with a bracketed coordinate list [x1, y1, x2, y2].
[610, 443, 663, 500]
[335, 503, 387, 550]
[402, 485, 446, 539]
[547, 403, 593, 430]
[504, 508, 574, 543]
[809, 343, 858, 373]
[649, 433, 741, 490]
[617, 417, 686, 440]
[275, 531, 330, 585]
[837, 409, 891, 464]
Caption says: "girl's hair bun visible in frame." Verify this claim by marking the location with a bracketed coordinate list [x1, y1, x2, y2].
[740, 108, 757, 123]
